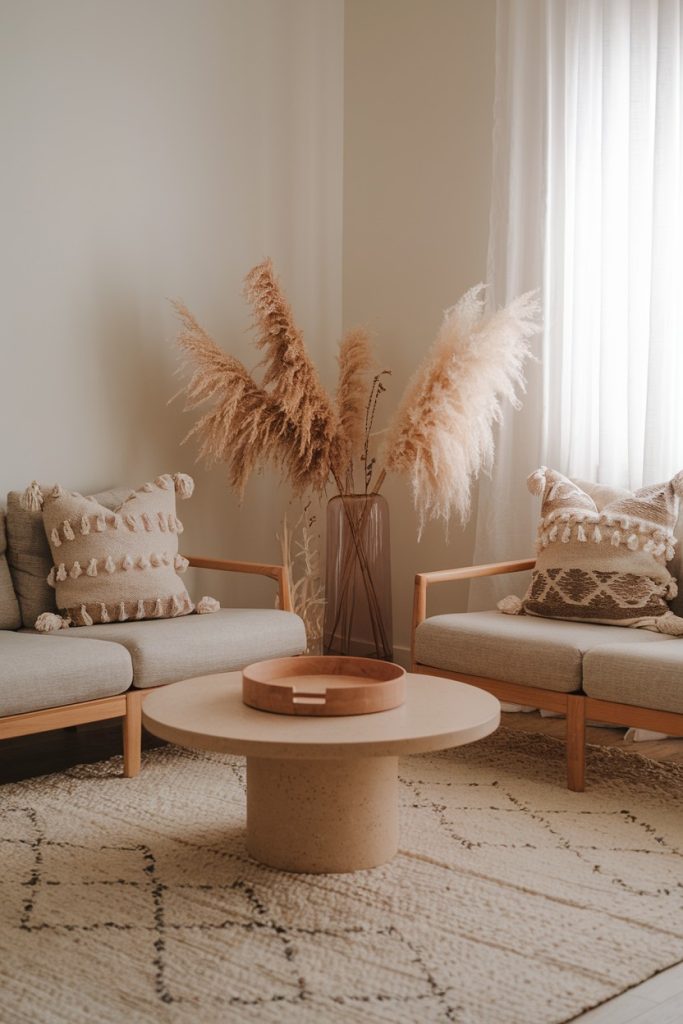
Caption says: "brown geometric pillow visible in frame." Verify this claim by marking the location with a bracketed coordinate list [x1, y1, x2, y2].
[499, 467, 683, 635]
[21, 473, 218, 631]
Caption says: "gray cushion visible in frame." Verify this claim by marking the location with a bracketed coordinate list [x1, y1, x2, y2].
[0, 632, 132, 717]
[0, 509, 20, 630]
[583, 642, 683, 716]
[415, 610, 675, 693]
[6, 486, 131, 628]
[51, 608, 307, 688]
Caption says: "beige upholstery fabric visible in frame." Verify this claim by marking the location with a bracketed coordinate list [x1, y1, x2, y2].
[6, 487, 129, 628]
[583, 643, 683, 716]
[0, 632, 132, 717]
[415, 610, 673, 692]
[0, 509, 20, 630]
[53, 608, 307, 688]
[37, 474, 194, 626]
[510, 467, 683, 633]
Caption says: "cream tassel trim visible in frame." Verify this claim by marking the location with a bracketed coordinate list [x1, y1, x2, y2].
[86, 558, 98, 577]
[21, 481, 44, 511]
[118, 601, 128, 622]
[135, 600, 145, 620]
[80, 605, 93, 626]
[150, 552, 162, 567]
[627, 534, 639, 551]
[158, 512, 167, 532]
[611, 530, 622, 547]
[46, 567, 56, 588]
[167, 513, 175, 531]
[56, 564, 67, 582]
[153, 598, 163, 617]
[175, 518, 184, 534]
[161, 552, 172, 566]
[196, 595, 220, 614]
[577, 524, 587, 543]
[142, 482, 155, 492]
[137, 555, 150, 569]
[170, 594, 182, 616]
[35, 612, 70, 633]
[142, 513, 154, 532]
[174, 554, 189, 573]
[173, 473, 195, 499]
[654, 612, 683, 635]
[80, 514, 91, 535]
[121, 554, 133, 571]
[560, 526, 571, 543]
[497, 595, 523, 615]
[52, 485, 64, 499]
[62, 520, 75, 541]
[548, 525, 558, 542]
[104, 556, 116, 574]
[526, 467, 547, 497]
[592, 526, 602, 543]
[50, 527, 62, 548]
[125, 514, 138, 531]
[69, 561, 82, 580]
[100, 603, 110, 623]
[155, 474, 173, 490]
[95, 514, 106, 532]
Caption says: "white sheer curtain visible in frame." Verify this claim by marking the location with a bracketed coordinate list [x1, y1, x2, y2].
[471, 0, 683, 606]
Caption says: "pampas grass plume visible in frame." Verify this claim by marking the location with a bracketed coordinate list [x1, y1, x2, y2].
[384, 286, 540, 534]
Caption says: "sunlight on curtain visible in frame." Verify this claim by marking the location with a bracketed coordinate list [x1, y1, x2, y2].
[545, 0, 682, 488]
[471, 0, 683, 607]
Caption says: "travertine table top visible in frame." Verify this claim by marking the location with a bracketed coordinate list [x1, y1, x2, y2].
[142, 670, 501, 760]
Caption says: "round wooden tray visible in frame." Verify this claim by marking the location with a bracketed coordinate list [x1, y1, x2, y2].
[242, 656, 406, 717]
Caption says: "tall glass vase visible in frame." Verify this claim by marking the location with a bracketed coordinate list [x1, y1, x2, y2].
[323, 493, 393, 660]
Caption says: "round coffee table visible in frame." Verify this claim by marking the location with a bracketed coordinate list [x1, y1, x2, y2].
[142, 671, 499, 874]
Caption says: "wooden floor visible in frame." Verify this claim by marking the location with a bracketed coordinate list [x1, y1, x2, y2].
[1, 713, 681, 1022]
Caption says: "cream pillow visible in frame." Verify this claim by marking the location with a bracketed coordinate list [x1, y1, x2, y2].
[22, 473, 218, 631]
[499, 467, 683, 635]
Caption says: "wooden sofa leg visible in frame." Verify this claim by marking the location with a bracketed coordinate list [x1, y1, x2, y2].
[566, 695, 586, 792]
[123, 690, 145, 778]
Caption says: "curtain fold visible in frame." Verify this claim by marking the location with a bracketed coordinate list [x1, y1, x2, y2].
[471, 0, 683, 609]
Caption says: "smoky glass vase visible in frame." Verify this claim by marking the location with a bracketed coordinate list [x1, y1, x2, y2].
[323, 493, 393, 661]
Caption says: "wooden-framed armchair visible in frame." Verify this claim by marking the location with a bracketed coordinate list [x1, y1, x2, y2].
[412, 559, 683, 791]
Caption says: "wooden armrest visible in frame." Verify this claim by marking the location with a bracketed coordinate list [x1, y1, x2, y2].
[416, 559, 535, 587]
[411, 558, 535, 664]
[186, 556, 292, 613]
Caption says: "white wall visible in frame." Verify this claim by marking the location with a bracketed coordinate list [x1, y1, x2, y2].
[343, 0, 496, 655]
[1, 0, 497, 644]
[0, 0, 344, 608]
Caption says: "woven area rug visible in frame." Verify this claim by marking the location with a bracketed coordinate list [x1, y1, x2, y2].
[1, 730, 682, 1024]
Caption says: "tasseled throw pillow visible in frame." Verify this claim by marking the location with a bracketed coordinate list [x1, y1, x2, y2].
[21, 473, 219, 631]
[499, 467, 683, 635]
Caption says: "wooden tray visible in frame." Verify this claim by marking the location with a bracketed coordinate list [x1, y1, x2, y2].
[242, 656, 406, 717]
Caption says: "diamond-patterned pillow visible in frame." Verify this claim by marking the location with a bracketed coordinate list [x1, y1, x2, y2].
[22, 473, 218, 631]
[499, 467, 683, 635]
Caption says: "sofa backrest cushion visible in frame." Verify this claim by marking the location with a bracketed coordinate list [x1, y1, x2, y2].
[6, 486, 131, 628]
[0, 508, 21, 630]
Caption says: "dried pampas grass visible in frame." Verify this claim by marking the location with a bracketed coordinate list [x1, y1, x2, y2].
[174, 301, 288, 496]
[335, 327, 375, 488]
[173, 262, 539, 534]
[384, 286, 540, 534]
[244, 260, 341, 493]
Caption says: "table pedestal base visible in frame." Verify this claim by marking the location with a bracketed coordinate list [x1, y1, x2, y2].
[246, 755, 399, 874]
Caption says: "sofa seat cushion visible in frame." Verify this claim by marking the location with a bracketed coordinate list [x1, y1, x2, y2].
[52, 608, 307, 689]
[415, 610, 675, 692]
[583, 642, 683, 715]
[0, 632, 132, 717]
[0, 509, 20, 630]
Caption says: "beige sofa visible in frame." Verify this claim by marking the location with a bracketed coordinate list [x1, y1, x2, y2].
[412, 558, 683, 792]
[0, 488, 306, 776]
